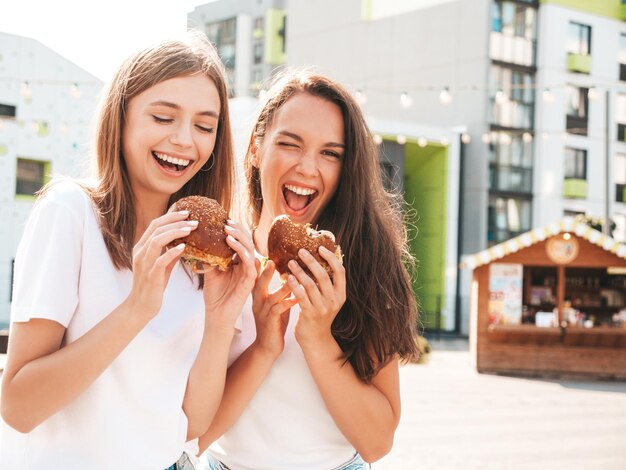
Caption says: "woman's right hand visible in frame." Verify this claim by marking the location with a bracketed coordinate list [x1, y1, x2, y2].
[127, 210, 197, 321]
[251, 260, 297, 359]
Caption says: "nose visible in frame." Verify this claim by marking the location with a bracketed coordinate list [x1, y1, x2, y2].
[295, 151, 318, 177]
[169, 122, 193, 148]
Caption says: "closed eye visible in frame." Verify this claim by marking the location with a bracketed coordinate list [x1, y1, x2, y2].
[322, 150, 342, 159]
[278, 141, 299, 149]
[152, 115, 173, 124]
[195, 124, 215, 134]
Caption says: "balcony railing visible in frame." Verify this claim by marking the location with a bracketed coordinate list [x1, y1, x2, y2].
[563, 178, 587, 199]
[567, 53, 591, 74]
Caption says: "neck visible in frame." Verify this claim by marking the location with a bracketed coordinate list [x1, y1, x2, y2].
[254, 212, 272, 256]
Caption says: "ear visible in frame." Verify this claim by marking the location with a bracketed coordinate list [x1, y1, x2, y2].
[250, 142, 260, 168]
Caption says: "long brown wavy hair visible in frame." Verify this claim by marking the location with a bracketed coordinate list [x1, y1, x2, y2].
[88, 32, 235, 270]
[244, 70, 419, 381]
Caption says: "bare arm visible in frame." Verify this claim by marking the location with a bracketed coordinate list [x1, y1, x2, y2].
[196, 260, 296, 453]
[288, 247, 400, 462]
[1, 211, 194, 433]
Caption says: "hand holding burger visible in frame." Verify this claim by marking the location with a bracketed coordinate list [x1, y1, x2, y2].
[168, 196, 235, 271]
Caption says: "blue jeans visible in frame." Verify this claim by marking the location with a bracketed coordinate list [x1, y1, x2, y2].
[202, 452, 369, 470]
[165, 452, 196, 470]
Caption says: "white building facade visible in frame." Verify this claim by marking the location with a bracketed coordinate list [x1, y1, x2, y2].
[0, 32, 102, 326]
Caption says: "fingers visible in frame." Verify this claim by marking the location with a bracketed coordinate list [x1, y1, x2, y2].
[318, 246, 346, 297]
[225, 234, 256, 278]
[296, 249, 335, 298]
[286, 272, 314, 311]
[135, 210, 190, 248]
[253, 261, 275, 300]
[225, 220, 255, 254]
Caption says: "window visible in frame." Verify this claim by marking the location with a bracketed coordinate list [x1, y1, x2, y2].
[253, 42, 263, 64]
[0, 103, 16, 118]
[380, 161, 398, 191]
[616, 154, 626, 203]
[487, 195, 531, 245]
[567, 22, 591, 56]
[16, 158, 48, 196]
[565, 85, 588, 135]
[490, 1, 537, 66]
[489, 65, 535, 128]
[617, 94, 626, 142]
[619, 34, 626, 81]
[206, 18, 237, 70]
[488, 131, 533, 193]
[564, 148, 586, 179]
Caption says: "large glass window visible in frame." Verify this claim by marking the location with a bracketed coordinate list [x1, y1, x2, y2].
[206, 18, 237, 84]
[619, 34, 626, 81]
[490, 1, 537, 66]
[488, 195, 532, 245]
[16, 158, 48, 196]
[616, 94, 626, 142]
[489, 65, 535, 128]
[616, 154, 626, 203]
[567, 22, 591, 55]
[565, 85, 588, 135]
[489, 131, 533, 193]
[564, 148, 587, 179]
[0, 103, 16, 118]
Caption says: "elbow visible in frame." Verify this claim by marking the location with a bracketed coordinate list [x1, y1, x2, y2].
[1, 402, 37, 434]
[358, 435, 394, 463]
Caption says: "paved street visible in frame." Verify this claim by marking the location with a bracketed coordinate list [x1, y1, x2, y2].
[2, 340, 626, 469]
[375, 338, 626, 470]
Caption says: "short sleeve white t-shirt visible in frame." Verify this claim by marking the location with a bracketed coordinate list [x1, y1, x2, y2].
[207, 270, 357, 470]
[0, 181, 206, 469]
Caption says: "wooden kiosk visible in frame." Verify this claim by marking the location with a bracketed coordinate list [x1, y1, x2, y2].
[464, 218, 626, 379]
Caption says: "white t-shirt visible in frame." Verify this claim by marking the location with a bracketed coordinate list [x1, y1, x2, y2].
[0, 181, 205, 469]
[207, 270, 357, 470]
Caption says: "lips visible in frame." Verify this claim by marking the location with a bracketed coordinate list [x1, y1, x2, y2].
[282, 183, 318, 213]
[152, 151, 192, 173]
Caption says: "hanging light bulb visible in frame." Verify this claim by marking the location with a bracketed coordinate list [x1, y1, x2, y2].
[418, 137, 428, 147]
[522, 132, 533, 143]
[373, 134, 383, 145]
[355, 89, 367, 106]
[400, 91, 413, 109]
[461, 133, 471, 144]
[587, 87, 600, 101]
[396, 134, 407, 145]
[70, 83, 81, 99]
[439, 87, 452, 105]
[20, 81, 32, 100]
[500, 133, 512, 145]
[542, 88, 554, 103]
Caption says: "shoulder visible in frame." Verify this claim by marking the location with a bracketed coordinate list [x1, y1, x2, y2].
[35, 178, 94, 217]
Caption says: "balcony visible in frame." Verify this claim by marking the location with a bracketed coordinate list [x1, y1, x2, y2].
[567, 53, 591, 74]
[563, 178, 587, 199]
[618, 123, 626, 143]
[620, 63, 626, 82]
[566, 115, 588, 136]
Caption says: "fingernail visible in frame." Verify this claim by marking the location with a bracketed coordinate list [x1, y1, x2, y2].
[175, 243, 185, 250]
[224, 225, 235, 232]
[178, 210, 189, 216]
[289, 260, 299, 270]
[188, 220, 199, 227]
[298, 249, 310, 257]
[181, 226, 192, 233]
[227, 219, 236, 224]
[227, 235, 236, 242]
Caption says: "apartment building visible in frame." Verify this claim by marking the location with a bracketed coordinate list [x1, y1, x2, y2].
[0, 32, 102, 326]
[188, 0, 287, 97]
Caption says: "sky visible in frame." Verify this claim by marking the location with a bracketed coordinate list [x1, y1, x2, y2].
[0, 0, 208, 82]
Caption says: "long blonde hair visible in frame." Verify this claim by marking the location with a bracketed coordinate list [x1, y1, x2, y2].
[245, 70, 419, 381]
[89, 32, 234, 270]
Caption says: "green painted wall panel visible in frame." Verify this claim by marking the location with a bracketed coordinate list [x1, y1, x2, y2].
[540, 0, 623, 19]
[403, 142, 448, 329]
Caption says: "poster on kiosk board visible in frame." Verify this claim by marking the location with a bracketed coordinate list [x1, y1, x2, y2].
[488, 263, 523, 325]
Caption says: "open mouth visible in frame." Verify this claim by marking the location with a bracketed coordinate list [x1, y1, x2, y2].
[152, 151, 191, 173]
[282, 184, 318, 212]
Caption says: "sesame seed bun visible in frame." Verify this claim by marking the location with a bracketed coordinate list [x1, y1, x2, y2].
[267, 215, 342, 279]
[169, 196, 234, 271]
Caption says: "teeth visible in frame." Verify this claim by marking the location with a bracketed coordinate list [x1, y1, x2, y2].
[154, 152, 191, 167]
[285, 184, 316, 196]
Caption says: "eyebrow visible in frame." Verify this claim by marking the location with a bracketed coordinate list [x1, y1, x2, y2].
[148, 100, 219, 118]
[277, 130, 345, 149]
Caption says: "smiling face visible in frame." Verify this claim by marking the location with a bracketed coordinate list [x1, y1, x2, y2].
[122, 74, 220, 205]
[254, 92, 344, 232]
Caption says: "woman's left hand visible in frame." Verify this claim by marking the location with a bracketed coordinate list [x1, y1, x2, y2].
[287, 246, 346, 348]
[201, 220, 257, 329]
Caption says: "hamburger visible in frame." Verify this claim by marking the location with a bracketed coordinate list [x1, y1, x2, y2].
[169, 196, 234, 271]
[267, 215, 342, 280]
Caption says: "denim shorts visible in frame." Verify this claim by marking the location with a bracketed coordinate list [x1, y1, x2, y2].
[165, 452, 196, 470]
[201, 452, 369, 470]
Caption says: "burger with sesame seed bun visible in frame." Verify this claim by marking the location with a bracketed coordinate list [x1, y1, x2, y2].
[168, 196, 234, 271]
[268, 215, 342, 280]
